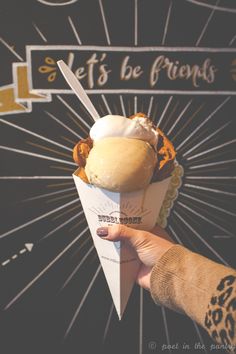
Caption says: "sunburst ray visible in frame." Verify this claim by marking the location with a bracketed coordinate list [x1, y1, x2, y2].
[180, 191, 236, 217]
[0, 198, 79, 239]
[0, 145, 75, 166]
[176, 97, 230, 151]
[64, 265, 101, 338]
[0, 119, 71, 152]
[57, 95, 91, 130]
[40, 210, 84, 241]
[173, 210, 229, 265]
[61, 245, 94, 289]
[45, 111, 83, 139]
[177, 200, 234, 237]
[4, 227, 89, 310]
[182, 122, 230, 157]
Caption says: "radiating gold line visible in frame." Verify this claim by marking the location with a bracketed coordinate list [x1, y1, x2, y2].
[113, 104, 119, 115]
[47, 182, 74, 188]
[140, 102, 144, 114]
[183, 122, 230, 157]
[161, 101, 179, 131]
[61, 136, 77, 145]
[128, 99, 132, 116]
[87, 252, 98, 266]
[26, 141, 72, 159]
[172, 104, 204, 142]
[22, 187, 75, 203]
[42, 211, 84, 241]
[50, 165, 75, 172]
[46, 192, 77, 203]
[182, 125, 210, 153]
[45, 110, 83, 139]
[69, 217, 86, 232]
[67, 112, 89, 135]
[98, 104, 106, 116]
[152, 103, 159, 124]
[176, 97, 230, 151]
[167, 99, 192, 135]
[52, 204, 81, 221]
[56, 96, 91, 130]
[62, 245, 95, 289]
[70, 235, 91, 259]
[79, 104, 96, 124]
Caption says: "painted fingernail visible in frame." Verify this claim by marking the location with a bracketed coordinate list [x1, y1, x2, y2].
[96, 227, 108, 237]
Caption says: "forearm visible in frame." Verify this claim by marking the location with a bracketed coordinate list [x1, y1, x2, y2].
[150, 245, 236, 351]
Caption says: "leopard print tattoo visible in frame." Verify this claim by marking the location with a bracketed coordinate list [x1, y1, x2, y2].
[204, 274, 236, 352]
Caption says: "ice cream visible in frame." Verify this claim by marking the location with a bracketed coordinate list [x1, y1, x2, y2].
[90, 115, 159, 147]
[85, 137, 157, 192]
[73, 113, 176, 192]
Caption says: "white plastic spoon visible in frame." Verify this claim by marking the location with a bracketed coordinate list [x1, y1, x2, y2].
[57, 60, 100, 122]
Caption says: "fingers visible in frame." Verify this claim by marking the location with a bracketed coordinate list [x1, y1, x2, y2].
[96, 224, 148, 248]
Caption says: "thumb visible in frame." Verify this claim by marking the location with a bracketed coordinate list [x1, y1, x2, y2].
[96, 224, 148, 250]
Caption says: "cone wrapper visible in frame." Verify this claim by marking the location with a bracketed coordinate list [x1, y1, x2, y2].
[73, 171, 171, 319]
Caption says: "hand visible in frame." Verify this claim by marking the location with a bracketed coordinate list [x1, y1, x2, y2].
[96, 224, 174, 291]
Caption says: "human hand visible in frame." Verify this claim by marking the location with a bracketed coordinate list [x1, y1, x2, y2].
[96, 224, 174, 291]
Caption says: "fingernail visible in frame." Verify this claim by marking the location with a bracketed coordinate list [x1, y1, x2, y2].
[96, 227, 108, 237]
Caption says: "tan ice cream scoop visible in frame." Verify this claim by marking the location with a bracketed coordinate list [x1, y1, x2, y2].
[85, 137, 157, 192]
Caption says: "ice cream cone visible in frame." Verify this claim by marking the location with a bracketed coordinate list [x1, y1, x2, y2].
[73, 171, 171, 319]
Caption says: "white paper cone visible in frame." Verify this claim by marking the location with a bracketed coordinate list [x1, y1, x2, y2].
[73, 172, 171, 319]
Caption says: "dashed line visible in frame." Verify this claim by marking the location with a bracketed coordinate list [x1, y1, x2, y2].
[2, 259, 10, 266]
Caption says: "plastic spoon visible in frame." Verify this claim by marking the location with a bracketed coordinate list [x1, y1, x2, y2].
[57, 60, 100, 122]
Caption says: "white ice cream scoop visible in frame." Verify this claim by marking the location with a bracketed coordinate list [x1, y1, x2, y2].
[90, 115, 159, 147]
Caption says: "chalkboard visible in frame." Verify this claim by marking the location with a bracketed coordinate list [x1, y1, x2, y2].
[0, 1, 235, 354]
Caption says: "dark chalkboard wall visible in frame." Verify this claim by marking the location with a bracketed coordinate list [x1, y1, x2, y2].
[0, 1, 235, 354]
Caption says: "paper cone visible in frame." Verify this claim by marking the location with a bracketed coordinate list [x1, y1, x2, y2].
[73, 172, 171, 319]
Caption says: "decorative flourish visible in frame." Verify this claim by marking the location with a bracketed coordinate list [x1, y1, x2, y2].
[38, 57, 57, 82]
[157, 163, 183, 228]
